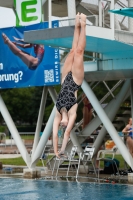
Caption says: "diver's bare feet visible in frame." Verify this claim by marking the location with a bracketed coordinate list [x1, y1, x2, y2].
[75, 12, 80, 27]
[80, 13, 86, 27]
[2, 33, 9, 44]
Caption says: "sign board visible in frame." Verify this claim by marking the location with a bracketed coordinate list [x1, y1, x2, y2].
[0, 21, 60, 89]
[14, 0, 42, 27]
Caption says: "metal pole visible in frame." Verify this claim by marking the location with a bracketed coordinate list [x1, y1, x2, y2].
[128, 0, 133, 32]
[31, 88, 58, 167]
[70, 130, 83, 153]
[48, 86, 58, 104]
[31, 106, 56, 167]
[93, 80, 130, 154]
[110, 0, 115, 38]
[103, 81, 115, 98]
[49, 0, 52, 28]
[115, 15, 121, 30]
[99, 0, 102, 27]
[82, 79, 133, 168]
[32, 87, 48, 157]
[130, 79, 133, 132]
[0, 95, 31, 168]
[67, 0, 76, 26]
[42, 0, 47, 5]
[42, 0, 48, 21]
[81, 86, 129, 139]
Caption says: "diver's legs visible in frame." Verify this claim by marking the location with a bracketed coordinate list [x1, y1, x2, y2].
[72, 13, 86, 86]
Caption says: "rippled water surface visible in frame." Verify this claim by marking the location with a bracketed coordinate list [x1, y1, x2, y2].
[0, 178, 133, 200]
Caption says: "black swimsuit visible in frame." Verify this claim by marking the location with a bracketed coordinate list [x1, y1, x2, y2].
[56, 71, 81, 113]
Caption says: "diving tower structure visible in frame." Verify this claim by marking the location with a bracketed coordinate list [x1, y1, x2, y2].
[24, 2, 133, 169]
[1, 0, 133, 174]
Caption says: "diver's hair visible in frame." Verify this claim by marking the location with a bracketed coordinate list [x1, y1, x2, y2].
[128, 118, 132, 123]
[60, 107, 67, 114]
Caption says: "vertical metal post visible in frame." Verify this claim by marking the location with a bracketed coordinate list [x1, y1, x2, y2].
[99, 0, 102, 27]
[0, 95, 31, 168]
[82, 80, 133, 168]
[42, 0, 48, 21]
[49, 0, 52, 28]
[32, 86, 48, 157]
[115, 15, 121, 30]
[31, 88, 58, 167]
[48, 86, 58, 104]
[42, 0, 47, 21]
[70, 130, 83, 153]
[31, 106, 56, 167]
[128, 0, 133, 32]
[130, 80, 133, 132]
[67, 0, 76, 26]
[95, 15, 98, 27]
[110, 0, 115, 38]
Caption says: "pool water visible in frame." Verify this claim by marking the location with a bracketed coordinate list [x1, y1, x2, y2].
[0, 178, 133, 200]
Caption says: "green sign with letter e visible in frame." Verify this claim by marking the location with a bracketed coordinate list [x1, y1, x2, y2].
[14, 0, 42, 27]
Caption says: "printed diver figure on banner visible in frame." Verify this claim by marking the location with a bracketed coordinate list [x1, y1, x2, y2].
[53, 13, 86, 158]
[2, 34, 45, 70]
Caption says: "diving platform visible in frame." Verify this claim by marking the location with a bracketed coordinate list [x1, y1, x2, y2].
[109, 7, 133, 18]
[24, 25, 133, 81]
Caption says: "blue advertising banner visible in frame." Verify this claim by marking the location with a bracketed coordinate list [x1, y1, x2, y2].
[0, 21, 60, 89]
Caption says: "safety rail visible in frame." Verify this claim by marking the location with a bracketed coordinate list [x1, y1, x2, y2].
[58, 15, 98, 27]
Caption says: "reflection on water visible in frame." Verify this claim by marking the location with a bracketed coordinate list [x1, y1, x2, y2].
[0, 178, 133, 200]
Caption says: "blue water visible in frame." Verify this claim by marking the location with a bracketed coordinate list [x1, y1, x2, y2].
[0, 178, 133, 200]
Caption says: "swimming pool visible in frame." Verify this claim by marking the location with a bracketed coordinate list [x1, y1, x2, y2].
[0, 178, 133, 200]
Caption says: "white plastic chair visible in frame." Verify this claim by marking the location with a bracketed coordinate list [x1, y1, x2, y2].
[52, 145, 79, 178]
[0, 133, 6, 148]
[96, 146, 120, 180]
[76, 146, 97, 178]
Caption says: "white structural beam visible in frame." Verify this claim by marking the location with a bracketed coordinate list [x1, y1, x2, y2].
[70, 130, 83, 153]
[93, 79, 130, 154]
[31, 106, 56, 168]
[110, 0, 115, 38]
[48, 86, 58, 104]
[42, 0, 47, 5]
[32, 87, 48, 157]
[48, 0, 52, 28]
[31, 88, 58, 167]
[0, 95, 31, 167]
[82, 79, 133, 168]
[67, 0, 76, 26]
[78, 85, 130, 144]
[75, 79, 130, 156]
[128, 0, 133, 32]
[130, 79, 133, 132]
[98, 0, 102, 27]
